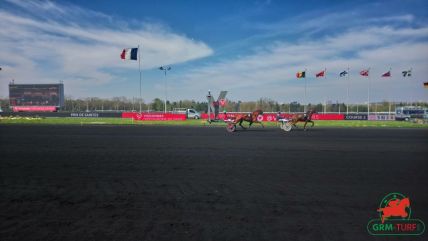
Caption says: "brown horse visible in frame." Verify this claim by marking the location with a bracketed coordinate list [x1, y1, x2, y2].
[232, 109, 264, 130]
[290, 109, 317, 130]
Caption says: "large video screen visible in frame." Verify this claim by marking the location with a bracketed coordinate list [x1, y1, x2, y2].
[9, 84, 64, 107]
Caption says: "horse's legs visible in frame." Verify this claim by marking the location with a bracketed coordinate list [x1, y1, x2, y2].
[248, 121, 253, 129]
[303, 121, 314, 131]
[239, 119, 246, 129]
[259, 121, 264, 128]
[292, 121, 298, 128]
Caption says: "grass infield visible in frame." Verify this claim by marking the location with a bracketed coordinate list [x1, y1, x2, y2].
[1, 116, 427, 128]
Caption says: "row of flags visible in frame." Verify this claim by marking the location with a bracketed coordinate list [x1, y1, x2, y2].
[122, 47, 414, 79]
[121, 47, 424, 87]
[296, 68, 412, 78]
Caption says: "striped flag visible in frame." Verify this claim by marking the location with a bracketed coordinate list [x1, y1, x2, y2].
[296, 71, 306, 78]
[120, 48, 138, 60]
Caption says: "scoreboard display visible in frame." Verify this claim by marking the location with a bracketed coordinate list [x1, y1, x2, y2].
[9, 84, 64, 107]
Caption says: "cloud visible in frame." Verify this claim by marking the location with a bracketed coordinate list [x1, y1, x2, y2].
[173, 25, 428, 103]
[0, 0, 213, 97]
[368, 14, 415, 24]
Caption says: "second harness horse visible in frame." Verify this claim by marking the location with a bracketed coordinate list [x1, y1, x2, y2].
[279, 109, 317, 131]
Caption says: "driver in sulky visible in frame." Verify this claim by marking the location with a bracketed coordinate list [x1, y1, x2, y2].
[276, 111, 282, 121]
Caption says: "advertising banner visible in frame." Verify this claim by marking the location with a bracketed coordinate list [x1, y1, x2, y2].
[201, 113, 344, 121]
[368, 114, 395, 121]
[12, 106, 57, 112]
[122, 112, 186, 121]
[309, 114, 344, 120]
[68, 112, 125, 118]
[1, 112, 122, 117]
[70, 112, 100, 118]
[344, 114, 368, 120]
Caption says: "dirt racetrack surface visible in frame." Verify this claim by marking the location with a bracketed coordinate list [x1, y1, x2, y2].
[1, 124, 427, 241]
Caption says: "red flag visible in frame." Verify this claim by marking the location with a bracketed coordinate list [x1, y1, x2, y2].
[360, 69, 369, 76]
[316, 70, 325, 78]
[382, 71, 391, 77]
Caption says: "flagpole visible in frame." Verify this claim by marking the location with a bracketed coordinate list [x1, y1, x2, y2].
[138, 45, 142, 113]
[346, 67, 350, 114]
[388, 67, 392, 119]
[367, 68, 371, 116]
[304, 68, 307, 112]
[164, 69, 167, 113]
[324, 99, 326, 114]
[324, 68, 327, 114]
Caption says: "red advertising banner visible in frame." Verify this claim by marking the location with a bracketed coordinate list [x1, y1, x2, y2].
[201, 113, 243, 120]
[201, 113, 344, 121]
[12, 106, 57, 112]
[311, 114, 344, 120]
[259, 113, 295, 121]
[122, 112, 186, 121]
[125, 112, 345, 121]
[202, 113, 294, 121]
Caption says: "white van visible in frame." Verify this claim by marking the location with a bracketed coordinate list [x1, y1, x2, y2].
[186, 109, 201, 119]
[173, 108, 201, 119]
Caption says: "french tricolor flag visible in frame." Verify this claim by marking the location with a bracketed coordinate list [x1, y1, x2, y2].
[120, 48, 138, 60]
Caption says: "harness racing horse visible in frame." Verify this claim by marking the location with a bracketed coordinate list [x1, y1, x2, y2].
[230, 109, 264, 131]
[290, 109, 317, 131]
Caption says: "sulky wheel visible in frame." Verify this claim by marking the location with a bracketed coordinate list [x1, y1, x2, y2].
[227, 123, 236, 132]
[282, 122, 292, 132]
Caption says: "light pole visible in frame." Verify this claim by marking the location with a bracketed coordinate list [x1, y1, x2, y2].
[207, 90, 212, 123]
[159, 66, 171, 113]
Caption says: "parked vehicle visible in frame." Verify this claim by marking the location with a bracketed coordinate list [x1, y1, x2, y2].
[173, 108, 201, 119]
[395, 106, 427, 121]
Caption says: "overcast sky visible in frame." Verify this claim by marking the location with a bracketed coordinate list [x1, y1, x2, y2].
[1, 0, 427, 104]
